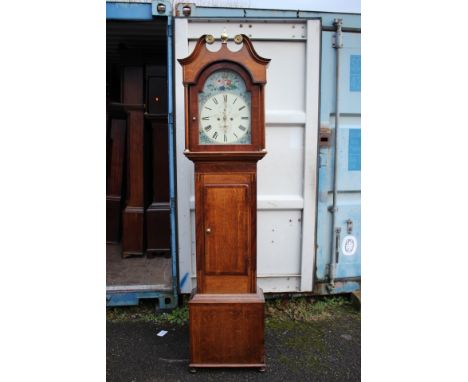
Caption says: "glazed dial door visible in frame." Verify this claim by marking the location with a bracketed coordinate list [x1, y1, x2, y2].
[198, 70, 252, 145]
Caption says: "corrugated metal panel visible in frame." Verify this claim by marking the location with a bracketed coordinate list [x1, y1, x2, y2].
[316, 31, 361, 287]
[175, 18, 321, 293]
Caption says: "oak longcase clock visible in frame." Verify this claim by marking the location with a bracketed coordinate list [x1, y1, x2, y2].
[178, 33, 270, 371]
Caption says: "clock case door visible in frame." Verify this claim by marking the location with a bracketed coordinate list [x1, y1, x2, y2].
[195, 164, 258, 293]
[188, 61, 263, 153]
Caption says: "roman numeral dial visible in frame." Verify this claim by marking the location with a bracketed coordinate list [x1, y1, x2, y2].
[199, 91, 251, 144]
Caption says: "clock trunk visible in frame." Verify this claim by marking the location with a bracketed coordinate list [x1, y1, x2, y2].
[195, 162, 257, 294]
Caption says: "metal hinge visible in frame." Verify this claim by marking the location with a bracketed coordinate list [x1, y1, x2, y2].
[332, 18, 343, 49]
[319, 127, 332, 148]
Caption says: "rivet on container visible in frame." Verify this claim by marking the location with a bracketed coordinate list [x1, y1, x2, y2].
[182, 4, 191, 17]
[156, 3, 166, 14]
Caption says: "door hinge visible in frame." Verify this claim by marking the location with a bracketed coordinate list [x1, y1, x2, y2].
[332, 18, 343, 49]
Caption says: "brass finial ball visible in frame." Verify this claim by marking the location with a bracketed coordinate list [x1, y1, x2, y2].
[234, 34, 243, 44]
[221, 30, 228, 43]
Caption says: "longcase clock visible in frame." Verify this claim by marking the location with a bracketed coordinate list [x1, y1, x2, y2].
[178, 33, 270, 371]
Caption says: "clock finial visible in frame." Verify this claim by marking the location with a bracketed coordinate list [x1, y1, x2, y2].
[234, 34, 243, 44]
[221, 28, 228, 44]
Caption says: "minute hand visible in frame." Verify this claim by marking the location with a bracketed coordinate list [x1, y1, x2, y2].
[222, 97, 228, 131]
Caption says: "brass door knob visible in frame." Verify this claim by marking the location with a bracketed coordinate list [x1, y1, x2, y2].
[206, 228, 211, 233]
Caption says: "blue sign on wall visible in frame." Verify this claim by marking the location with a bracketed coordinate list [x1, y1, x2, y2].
[348, 129, 361, 171]
[349, 55, 361, 92]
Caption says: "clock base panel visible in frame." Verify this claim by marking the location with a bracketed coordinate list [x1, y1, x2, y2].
[189, 287, 265, 368]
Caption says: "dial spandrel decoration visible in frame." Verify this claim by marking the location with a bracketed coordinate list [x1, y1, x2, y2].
[198, 70, 252, 145]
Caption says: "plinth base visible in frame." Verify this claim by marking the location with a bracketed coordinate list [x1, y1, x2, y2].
[106, 196, 121, 243]
[122, 207, 144, 257]
[188, 287, 265, 369]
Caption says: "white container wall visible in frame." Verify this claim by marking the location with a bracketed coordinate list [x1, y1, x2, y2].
[175, 18, 321, 293]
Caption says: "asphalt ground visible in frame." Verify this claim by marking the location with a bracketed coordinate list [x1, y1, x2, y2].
[107, 297, 360, 382]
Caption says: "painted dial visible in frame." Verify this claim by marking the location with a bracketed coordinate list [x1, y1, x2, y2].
[199, 93, 250, 144]
[198, 70, 251, 145]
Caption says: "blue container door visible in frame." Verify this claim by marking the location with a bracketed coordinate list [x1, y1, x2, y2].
[315, 31, 361, 288]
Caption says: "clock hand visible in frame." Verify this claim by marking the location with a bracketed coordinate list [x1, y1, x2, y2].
[222, 99, 228, 132]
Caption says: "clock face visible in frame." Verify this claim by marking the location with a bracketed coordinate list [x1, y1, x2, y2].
[198, 70, 251, 145]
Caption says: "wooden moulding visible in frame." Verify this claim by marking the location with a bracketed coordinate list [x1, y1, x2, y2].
[184, 150, 266, 162]
[189, 287, 265, 369]
[178, 35, 270, 85]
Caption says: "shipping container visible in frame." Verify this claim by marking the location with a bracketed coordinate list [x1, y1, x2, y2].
[106, 3, 178, 308]
[106, 0, 361, 306]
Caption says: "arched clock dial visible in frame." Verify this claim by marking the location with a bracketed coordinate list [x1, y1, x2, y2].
[198, 70, 252, 145]
[200, 93, 251, 144]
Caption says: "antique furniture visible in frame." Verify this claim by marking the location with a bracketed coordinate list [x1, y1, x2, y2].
[145, 65, 171, 256]
[121, 66, 145, 257]
[106, 105, 127, 243]
[178, 32, 270, 370]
